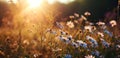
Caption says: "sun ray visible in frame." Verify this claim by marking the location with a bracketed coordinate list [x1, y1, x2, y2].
[27, 0, 42, 8]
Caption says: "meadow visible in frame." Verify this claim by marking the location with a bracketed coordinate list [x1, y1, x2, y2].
[0, 10, 120, 58]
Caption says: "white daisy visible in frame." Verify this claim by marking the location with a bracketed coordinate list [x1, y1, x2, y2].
[66, 21, 74, 28]
[109, 20, 117, 27]
[97, 32, 104, 37]
[96, 21, 105, 26]
[85, 55, 95, 58]
[71, 41, 79, 48]
[81, 15, 87, 20]
[101, 25, 107, 29]
[84, 11, 91, 16]
[59, 30, 67, 35]
[69, 15, 75, 19]
[116, 45, 120, 49]
[67, 35, 73, 40]
[84, 26, 92, 32]
[74, 13, 79, 17]
[58, 36, 71, 44]
[46, 29, 56, 34]
[23, 40, 30, 45]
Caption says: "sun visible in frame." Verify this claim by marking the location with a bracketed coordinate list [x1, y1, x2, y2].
[27, 0, 42, 8]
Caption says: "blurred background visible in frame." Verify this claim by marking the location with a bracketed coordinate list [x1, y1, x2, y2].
[0, 0, 118, 24]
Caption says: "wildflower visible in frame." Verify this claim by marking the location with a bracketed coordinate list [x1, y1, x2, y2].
[109, 20, 117, 27]
[76, 40, 88, 49]
[100, 38, 110, 48]
[0, 51, 5, 56]
[56, 22, 64, 29]
[81, 15, 87, 20]
[46, 29, 56, 35]
[89, 22, 94, 25]
[69, 15, 75, 19]
[85, 55, 95, 58]
[74, 13, 79, 17]
[23, 40, 30, 45]
[116, 45, 120, 49]
[117, 55, 120, 58]
[58, 36, 71, 44]
[84, 11, 91, 16]
[101, 25, 107, 29]
[58, 35, 66, 41]
[86, 36, 98, 47]
[59, 30, 68, 35]
[104, 29, 113, 37]
[71, 41, 79, 48]
[34, 54, 39, 58]
[92, 26, 97, 31]
[84, 26, 92, 32]
[96, 21, 105, 26]
[52, 48, 62, 52]
[99, 55, 104, 58]
[91, 50, 100, 56]
[74, 20, 79, 24]
[65, 54, 72, 58]
[67, 35, 73, 40]
[97, 32, 104, 37]
[66, 21, 74, 28]
[91, 42, 98, 48]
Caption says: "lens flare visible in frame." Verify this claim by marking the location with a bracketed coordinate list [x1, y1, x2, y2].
[27, 0, 42, 8]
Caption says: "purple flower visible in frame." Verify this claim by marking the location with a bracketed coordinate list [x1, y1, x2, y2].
[86, 36, 98, 47]
[65, 54, 72, 58]
[91, 50, 100, 56]
[76, 40, 88, 49]
[58, 36, 71, 44]
[100, 38, 110, 48]
[104, 29, 113, 37]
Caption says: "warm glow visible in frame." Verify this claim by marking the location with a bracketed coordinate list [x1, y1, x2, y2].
[27, 0, 42, 8]
[58, 0, 75, 4]
[47, 0, 75, 4]
[58, 0, 68, 3]
[47, 0, 56, 4]
[4, 0, 18, 4]
[12, 0, 18, 3]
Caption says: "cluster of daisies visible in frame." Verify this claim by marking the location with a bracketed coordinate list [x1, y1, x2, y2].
[46, 12, 119, 58]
